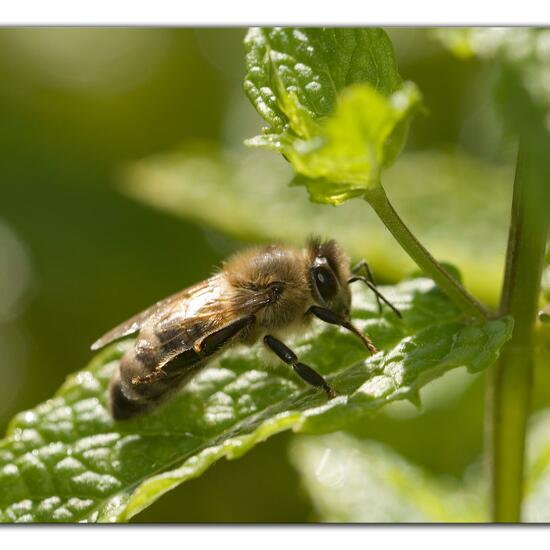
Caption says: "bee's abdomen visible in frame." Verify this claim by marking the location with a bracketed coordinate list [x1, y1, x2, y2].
[109, 356, 200, 421]
[109, 331, 201, 420]
[109, 370, 154, 420]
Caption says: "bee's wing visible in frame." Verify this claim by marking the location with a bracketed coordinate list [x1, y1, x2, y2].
[91, 276, 223, 351]
[108, 281, 276, 420]
[154, 281, 277, 358]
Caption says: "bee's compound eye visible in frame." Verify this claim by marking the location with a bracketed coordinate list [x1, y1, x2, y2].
[312, 266, 338, 302]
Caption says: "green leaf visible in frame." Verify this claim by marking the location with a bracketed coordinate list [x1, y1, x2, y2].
[121, 146, 513, 305]
[290, 433, 487, 522]
[244, 28, 402, 133]
[243, 27, 420, 204]
[0, 277, 512, 522]
[523, 408, 550, 521]
[289, 404, 550, 523]
[435, 28, 550, 160]
[434, 28, 543, 65]
[282, 83, 421, 204]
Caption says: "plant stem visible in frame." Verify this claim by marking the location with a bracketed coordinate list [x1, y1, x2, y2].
[365, 185, 489, 320]
[487, 143, 550, 522]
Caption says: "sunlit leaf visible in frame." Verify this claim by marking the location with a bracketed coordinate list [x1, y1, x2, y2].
[244, 27, 402, 133]
[244, 27, 420, 203]
[290, 432, 487, 522]
[0, 277, 512, 522]
[523, 408, 550, 521]
[122, 146, 512, 305]
[435, 28, 550, 162]
[291, 404, 550, 523]
[282, 83, 421, 204]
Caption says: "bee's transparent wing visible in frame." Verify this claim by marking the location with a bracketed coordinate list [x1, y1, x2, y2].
[90, 276, 222, 351]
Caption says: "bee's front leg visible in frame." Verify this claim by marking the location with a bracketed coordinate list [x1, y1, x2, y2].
[263, 335, 336, 398]
[349, 259, 401, 318]
[350, 259, 383, 314]
[197, 315, 256, 356]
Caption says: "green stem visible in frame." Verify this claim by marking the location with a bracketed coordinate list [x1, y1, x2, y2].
[365, 185, 489, 320]
[488, 143, 550, 522]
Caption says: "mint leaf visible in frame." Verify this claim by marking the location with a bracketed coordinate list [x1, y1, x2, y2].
[0, 277, 512, 522]
[244, 28, 402, 133]
[290, 433, 487, 522]
[435, 29, 550, 155]
[286, 83, 421, 204]
[290, 405, 550, 523]
[122, 146, 512, 305]
[244, 27, 420, 204]
[523, 408, 550, 521]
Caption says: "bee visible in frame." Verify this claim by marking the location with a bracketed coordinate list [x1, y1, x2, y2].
[92, 238, 400, 421]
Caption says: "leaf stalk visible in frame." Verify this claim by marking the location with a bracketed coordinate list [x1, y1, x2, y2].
[364, 185, 490, 321]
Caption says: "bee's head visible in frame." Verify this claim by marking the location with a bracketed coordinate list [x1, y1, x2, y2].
[306, 237, 352, 319]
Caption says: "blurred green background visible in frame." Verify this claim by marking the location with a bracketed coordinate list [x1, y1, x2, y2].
[0, 28, 534, 522]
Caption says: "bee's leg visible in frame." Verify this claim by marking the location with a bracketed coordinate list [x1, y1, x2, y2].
[131, 349, 201, 385]
[197, 315, 256, 356]
[351, 259, 378, 280]
[263, 335, 336, 398]
[309, 305, 378, 354]
[351, 259, 382, 314]
[131, 369, 167, 385]
[130, 316, 255, 387]
[349, 275, 402, 319]
[349, 259, 401, 318]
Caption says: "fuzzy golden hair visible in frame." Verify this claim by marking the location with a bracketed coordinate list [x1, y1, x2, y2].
[222, 243, 307, 290]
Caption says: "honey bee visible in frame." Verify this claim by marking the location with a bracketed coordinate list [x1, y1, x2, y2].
[92, 238, 400, 420]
